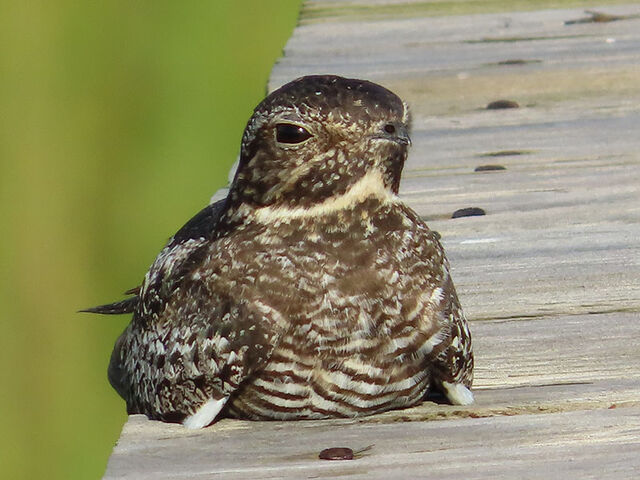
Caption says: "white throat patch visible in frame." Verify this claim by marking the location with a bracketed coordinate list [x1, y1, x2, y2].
[250, 169, 395, 223]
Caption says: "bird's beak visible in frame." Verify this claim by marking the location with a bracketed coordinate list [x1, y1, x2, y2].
[395, 126, 411, 146]
[375, 123, 411, 146]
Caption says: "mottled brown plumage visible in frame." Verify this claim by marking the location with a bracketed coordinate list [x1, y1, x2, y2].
[92, 75, 473, 428]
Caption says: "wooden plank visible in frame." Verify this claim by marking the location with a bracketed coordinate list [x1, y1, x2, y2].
[103, 312, 640, 477]
[271, 2, 640, 319]
[272, 4, 640, 321]
[104, 3, 640, 478]
[273, 4, 640, 95]
[105, 407, 640, 479]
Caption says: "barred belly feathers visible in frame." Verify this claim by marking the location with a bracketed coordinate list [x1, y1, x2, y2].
[88, 75, 474, 428]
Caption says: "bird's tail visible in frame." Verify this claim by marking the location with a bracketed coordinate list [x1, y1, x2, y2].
[80, 295, 139, 315]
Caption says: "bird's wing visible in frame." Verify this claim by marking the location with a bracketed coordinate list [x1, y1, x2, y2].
[82, 199, 227, 316]
[109, 270, 291, 427]
[165, 198, 227, 249]
[424, 255, 474, 405]
[398, 208, 474, 405]
[168, 287, 289, 427]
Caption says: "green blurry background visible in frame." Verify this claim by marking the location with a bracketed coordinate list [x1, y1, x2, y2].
[0, 1, 301, 478]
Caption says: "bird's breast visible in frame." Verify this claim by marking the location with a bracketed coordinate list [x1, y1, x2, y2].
[223, 203, 447, 420]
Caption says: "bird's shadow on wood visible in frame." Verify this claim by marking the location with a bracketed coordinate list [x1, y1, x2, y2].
[424, 390, 450, 405]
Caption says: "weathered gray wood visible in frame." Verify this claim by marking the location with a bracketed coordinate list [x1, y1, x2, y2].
[271, 4, 640, 323]
[105, 407, 640, 479]
[104, 3, 640, 478]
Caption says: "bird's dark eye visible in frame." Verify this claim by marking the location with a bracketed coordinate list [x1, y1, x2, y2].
[384, 124, 396, 134]
[275, 123, 312, 144]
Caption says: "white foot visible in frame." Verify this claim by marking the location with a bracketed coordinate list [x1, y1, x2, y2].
[441, 381, 474, 406]
[183, 397, 228, 429]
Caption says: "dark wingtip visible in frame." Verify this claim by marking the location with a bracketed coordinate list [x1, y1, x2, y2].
[80, 296, 139, 315]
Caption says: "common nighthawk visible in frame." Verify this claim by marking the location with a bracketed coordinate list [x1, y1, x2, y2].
[87, 75, 474, 428]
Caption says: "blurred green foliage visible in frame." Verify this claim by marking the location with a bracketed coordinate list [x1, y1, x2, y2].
[0, 1, 301, 478]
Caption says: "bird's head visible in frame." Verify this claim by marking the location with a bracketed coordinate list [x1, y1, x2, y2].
[228, 75, 411, 211]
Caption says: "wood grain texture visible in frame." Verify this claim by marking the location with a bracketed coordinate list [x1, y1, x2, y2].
[105, 407, 640, 479]
[104, 3, 640, 478]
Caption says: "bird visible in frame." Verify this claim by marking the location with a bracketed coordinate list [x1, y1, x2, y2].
[86, 75, 474, 429]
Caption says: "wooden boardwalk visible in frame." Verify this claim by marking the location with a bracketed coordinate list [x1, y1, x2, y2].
[104, 3, 640, 478]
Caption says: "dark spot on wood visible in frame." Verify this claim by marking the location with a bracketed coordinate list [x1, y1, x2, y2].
[487, 99, 520, 110]
[475, 165, 507, 172]
[496, 58, 542, 65]
[452, 207, 486, 219]
[319, 447, 354, 461]
[466, 34, 584, 44]
[479, 150, 531, 157]
[565, 10, 639, 25]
